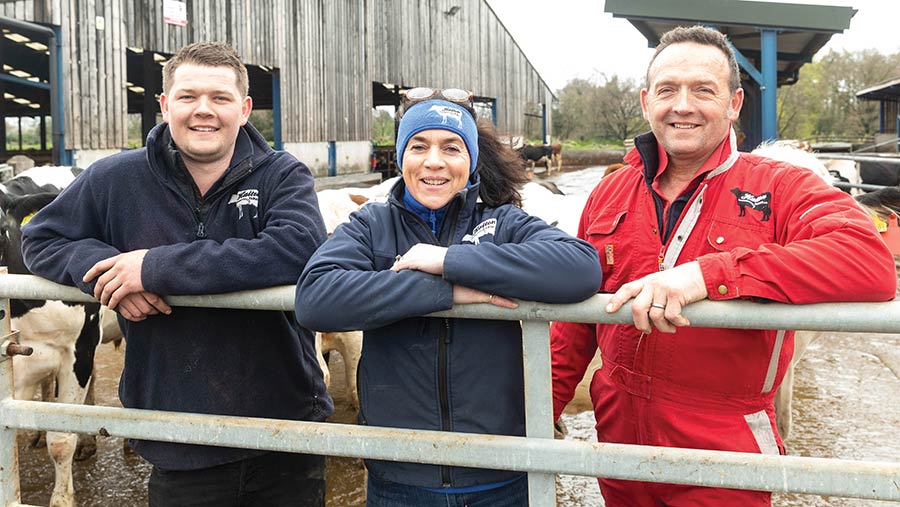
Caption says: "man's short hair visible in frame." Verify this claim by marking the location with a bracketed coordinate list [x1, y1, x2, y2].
[646, 26, 741, 93]
[162, 41, 249, 96]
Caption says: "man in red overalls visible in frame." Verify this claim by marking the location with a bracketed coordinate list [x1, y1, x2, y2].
[551, 25, 898, 507]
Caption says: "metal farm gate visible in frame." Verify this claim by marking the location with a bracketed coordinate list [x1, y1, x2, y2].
[1, 273, 899, 506]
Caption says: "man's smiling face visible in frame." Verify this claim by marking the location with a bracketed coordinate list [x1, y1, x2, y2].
[641, 42, 743, 171]
[159, 63, 252, 169]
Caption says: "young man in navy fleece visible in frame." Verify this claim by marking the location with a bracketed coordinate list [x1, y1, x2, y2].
[22, 41, 332, 507]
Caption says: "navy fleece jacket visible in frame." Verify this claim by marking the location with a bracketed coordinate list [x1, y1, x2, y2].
[22, 122, 332, 470]
[295, 178, 601, 488]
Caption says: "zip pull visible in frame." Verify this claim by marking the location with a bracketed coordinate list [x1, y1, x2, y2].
[196, 221, 208, 238]
[443, 319, 451, 344]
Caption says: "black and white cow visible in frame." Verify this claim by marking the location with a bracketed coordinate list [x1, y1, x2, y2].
[0, 165, 108, 507]
[518, 144, 554, 173]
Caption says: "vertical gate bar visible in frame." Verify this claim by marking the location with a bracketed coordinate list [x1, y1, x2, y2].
[0, 267, 22, 506]
[522, 320, 556, 506]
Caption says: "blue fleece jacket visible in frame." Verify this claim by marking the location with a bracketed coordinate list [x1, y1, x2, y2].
[22, 122, 333, 470]
[295, 177, 602, 489]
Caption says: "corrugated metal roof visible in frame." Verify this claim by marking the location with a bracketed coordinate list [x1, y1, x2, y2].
[857, 77, 900, 102]
[604, 0, 856, 86]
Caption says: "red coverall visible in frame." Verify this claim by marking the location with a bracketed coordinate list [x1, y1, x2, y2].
[551, 131, 898, 507]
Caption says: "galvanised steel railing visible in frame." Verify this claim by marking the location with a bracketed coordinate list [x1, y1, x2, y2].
[2, 273, 900, 507]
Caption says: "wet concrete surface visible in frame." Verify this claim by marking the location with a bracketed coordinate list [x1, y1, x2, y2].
[16, 165, 900, 506]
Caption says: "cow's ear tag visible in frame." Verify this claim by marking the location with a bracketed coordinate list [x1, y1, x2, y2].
[20, 212, 36, 227]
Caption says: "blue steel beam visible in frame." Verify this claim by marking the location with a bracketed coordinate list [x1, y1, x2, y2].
[730, 43, 763, 85]
[0, 73, 50, 91]
[760, 29, 778, 142]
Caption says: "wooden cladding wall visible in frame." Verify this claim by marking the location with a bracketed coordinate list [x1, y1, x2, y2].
[3, 0, 128, 150]
[3, 0, 551, 149]
[371, 0, 551, 135]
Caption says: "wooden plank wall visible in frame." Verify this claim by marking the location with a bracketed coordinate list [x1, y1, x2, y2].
[3, 0, 128, 151]
[370, 0, 552, 136]
[3, 0, 552, 149]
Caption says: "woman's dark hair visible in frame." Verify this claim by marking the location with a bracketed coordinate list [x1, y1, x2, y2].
[475, 120, 528, 208]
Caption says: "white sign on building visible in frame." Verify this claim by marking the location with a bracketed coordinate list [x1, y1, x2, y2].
[163, 0, 188, 27]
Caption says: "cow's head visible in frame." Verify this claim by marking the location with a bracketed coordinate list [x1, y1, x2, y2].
[0, 191, 60, 274]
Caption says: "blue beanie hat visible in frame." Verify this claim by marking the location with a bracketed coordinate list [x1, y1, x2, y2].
[396, 99, 479, 174]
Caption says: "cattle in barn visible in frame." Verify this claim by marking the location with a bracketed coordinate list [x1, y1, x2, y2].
[520, 181, 587, 236]
[316, 189, 369, 235]
[859, 158, 900, 188]
[0, 166, 107, 507]
[315, 331, 362, 409]
[776, 187, 900, 441]
[822, 159, 863, 195]
[750, 145, 900, 442]
[518, 144, 554, 174]
[308, 190, 371, 407]
[550, 143, 563, 172]
[603, 162, 626, 179]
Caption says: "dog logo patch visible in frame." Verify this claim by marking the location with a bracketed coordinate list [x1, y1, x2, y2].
[462, 218, 497, 245]
[730, 188, 772, 221]
[428, 105, 463, 128]
[228, 189, 259, 219]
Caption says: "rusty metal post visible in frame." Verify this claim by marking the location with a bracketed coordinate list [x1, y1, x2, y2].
[0, 267, 22, 506]
[522, 320, 556, 506]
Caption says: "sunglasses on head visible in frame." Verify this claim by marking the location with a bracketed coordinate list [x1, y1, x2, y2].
[398, 87, 476, 117]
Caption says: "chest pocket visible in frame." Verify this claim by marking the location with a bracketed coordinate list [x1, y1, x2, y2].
[705, 216, 774, 253]
[586, 209, 629, 290]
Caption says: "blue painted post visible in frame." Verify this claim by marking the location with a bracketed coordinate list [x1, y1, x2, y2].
[327, 141, 336, 177]
[491, 99, 497, 126]
[272, 69, 282, 150]
[52, 25, 70, 166]
[541, 103, 547, 144]
[760, 29, 777, 143]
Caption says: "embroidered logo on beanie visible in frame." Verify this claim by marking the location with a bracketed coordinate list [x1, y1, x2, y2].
[428, 105, 463, 128]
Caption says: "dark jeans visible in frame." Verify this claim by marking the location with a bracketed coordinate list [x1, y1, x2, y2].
[148, 451, 325, 507]
[366, 474, 528, 507]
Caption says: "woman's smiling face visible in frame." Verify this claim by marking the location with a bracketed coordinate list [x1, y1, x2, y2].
[402, 129, 471, 210]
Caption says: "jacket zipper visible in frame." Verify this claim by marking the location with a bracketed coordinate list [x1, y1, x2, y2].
[188, 157, 263, 239]
[438, 318, 452, 487]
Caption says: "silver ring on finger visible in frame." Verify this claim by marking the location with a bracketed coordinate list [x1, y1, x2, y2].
[650, 302, 666, 310]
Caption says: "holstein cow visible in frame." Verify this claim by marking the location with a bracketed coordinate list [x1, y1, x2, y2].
[0, 166, 106, 507]
[518, 144, 554, 175]
[550, 143, 563, 172]
[311, 189, 369, 408]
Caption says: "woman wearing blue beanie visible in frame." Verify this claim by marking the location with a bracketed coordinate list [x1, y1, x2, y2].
[296, 89, 602, 506]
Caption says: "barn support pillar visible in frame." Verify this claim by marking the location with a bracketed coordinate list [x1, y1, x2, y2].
[541, 103, 547, 145]
[759, 29, 777, 143]
[0, 16, 65, 165]
[327, 141, 337, 177]
[0, 40, 5, 156]
[141, 51, 160, 145]
[272, 68, 282, 150]
[728, 29, 778, 147]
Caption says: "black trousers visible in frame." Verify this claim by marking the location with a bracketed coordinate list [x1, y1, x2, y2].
[148, 452, 326, 507]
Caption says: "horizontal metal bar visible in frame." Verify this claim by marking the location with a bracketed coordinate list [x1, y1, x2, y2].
[2, 274, 900, 333]
[0, 275, 294, 311]
[833, 181, 889, 191]
[817, 153, 900, 164]
[2, 400, 898, 501]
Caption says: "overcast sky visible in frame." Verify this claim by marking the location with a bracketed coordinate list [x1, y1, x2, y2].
[486, 0, 900, 91]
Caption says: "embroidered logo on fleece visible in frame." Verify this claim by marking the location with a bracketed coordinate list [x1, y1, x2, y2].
[228, 189, 259, 219]
[428, 105, 463, 128]
[462, 218, 497, 245]
[730, 188, 772, 221]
